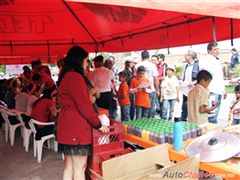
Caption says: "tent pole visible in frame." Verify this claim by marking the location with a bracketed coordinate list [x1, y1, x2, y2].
[211, 17, 217, 43]
[95, 43, 99, 55]
[47, 41, 50, 64]
[230, 18, 234, 46]
[166, 28, 170, 54]
[61, 0, 98, 50]
[187, 22, 192, 48]
[10, 41, 13, 56]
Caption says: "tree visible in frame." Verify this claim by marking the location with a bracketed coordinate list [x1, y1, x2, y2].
[0, 65, 6, 74]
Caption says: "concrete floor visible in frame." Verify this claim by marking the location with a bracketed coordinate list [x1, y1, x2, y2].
[0, 130, 63, 180]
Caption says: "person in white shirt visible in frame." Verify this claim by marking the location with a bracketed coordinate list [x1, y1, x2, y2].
[199, 42, 227, 124]
[135, 50, 159, 118]
[15, 89, 30, 113]
[161, 65, 180, 120]
[180, 50, 199, 121]
[26, 84, 41, 116]
[90, 55, 115, 116]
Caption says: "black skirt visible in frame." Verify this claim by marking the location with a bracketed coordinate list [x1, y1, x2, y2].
[58, 143, 92, 156]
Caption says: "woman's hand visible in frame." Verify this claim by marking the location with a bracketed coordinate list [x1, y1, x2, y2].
[89, 87, 100, 99]
[89, 95, 96, 103]
[99, 125, 110, 133]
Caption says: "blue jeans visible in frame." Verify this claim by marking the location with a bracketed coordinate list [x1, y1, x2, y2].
[233, 118, 240, 125]
[136, 106, 149, 119]
[208, 93, 222, 124]
[181, 95, 188, 121]
[148, 92, 157, 118]
[162, 99, 176, 120]
[130, 93, 136, 120]
[155, 93, 160, 110]
[120, 105, 130, 121]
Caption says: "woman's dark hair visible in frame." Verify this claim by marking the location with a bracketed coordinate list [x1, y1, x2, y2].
[57, 46, 88, 86]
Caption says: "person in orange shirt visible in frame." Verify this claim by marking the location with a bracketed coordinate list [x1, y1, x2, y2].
[117, 71, 131, 121]
[130, 66, 151, 119]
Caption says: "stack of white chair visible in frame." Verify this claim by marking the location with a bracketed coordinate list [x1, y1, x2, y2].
[0, 108, 23, 146]
[0, 106, 9, 143]
[0, 105, 58, 163]
[13, 111, 33, 152]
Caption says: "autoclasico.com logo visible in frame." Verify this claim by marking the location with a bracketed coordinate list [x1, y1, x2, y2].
[149, 171, 235, 179]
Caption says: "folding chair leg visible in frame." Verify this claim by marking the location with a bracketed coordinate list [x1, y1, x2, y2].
[23, 128, 26, 147]
[54, 140, 58, 152]
[25, 131, 32, 152]
[33, 140, 37, 157]
[10, 127, 17, 146]
[20, 126, 24, 138]
[4, 123, 8, 142]
[37, 140, 43, 163]
[47, 139, 51, 149]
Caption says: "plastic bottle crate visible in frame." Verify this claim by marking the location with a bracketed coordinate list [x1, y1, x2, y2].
[92, 119, 124, 154]
[88, 148, 133, 179]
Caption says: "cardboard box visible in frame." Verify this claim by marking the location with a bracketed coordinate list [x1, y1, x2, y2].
[90, 143, 200, 180]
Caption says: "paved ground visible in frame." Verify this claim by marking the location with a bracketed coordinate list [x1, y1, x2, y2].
[0, 130, 63, 180]
[0, 93, 234, 180]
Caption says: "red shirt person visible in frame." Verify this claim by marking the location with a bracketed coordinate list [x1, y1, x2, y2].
[31, 91, 57, 140]
[57, 46, 109, 180]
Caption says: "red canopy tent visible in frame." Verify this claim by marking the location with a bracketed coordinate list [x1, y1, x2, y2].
[0, 0, 240, 64]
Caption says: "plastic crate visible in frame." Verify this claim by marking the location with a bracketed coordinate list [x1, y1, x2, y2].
[88, 148, 133, 179]
[99, 148, 133, 161]
[92, 119, 124, 154]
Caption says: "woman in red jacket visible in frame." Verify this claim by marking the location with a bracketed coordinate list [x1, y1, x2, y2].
[57, 46, 109, 180]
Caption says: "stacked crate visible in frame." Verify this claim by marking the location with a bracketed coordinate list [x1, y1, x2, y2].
[88, 119, 132, 179]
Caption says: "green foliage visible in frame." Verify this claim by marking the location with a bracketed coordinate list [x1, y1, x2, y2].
[226, 85, 235, 93]
[232, 64, 240, 78]
[0, 65, 6, 74]
[175, 65, 184, 79]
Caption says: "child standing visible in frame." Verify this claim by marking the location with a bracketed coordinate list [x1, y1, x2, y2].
[161, 65, 179, 120]
[117, 71, 131, 121]
[229, 85, 240, 125]
[130, 66, 151, 119]
[188, 70, 218, 124]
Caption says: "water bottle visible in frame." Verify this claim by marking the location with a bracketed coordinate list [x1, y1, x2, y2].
[173, 118, 183, 151]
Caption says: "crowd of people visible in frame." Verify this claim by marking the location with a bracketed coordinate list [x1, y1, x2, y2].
[0, 43, 239, 179]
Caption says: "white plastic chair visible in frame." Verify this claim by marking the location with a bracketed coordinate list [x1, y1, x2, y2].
[0, 109, 23, 146]
[15, 112, 33, 152]
[28, 119, 57, 163]
[0, 107, 9, 142]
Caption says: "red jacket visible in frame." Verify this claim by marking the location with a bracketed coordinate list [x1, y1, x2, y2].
[57, 71, 101, 145]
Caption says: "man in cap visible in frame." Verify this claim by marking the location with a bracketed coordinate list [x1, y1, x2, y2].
[135, 50, 159, 118]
